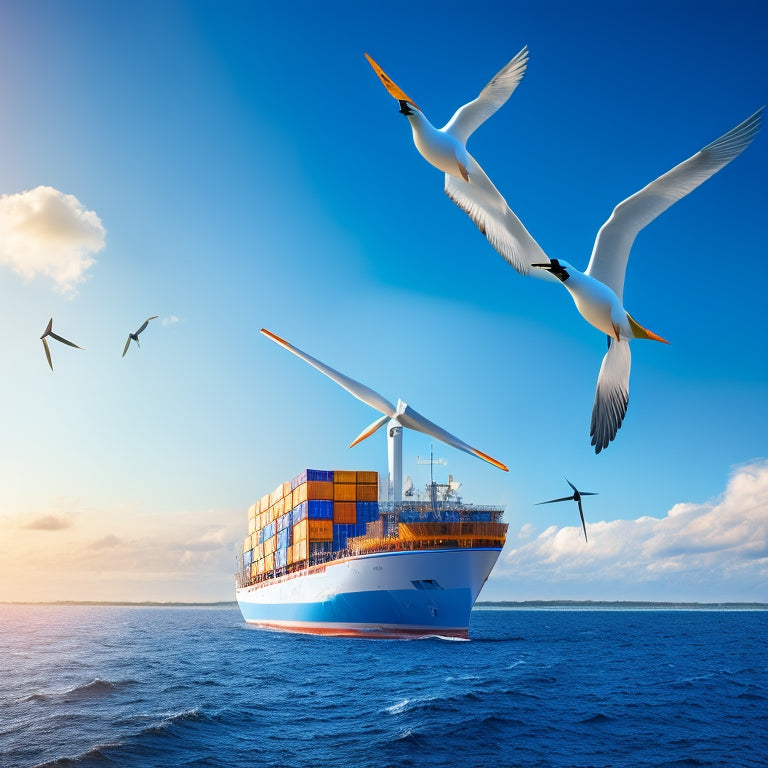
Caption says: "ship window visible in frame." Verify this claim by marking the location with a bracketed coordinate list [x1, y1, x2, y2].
[411, 579, 444, 591]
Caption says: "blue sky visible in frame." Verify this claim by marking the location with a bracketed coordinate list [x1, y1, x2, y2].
[0, 0, 765, 602]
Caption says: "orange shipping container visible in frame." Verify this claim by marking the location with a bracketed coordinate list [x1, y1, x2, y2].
[248, 517, 257, 536]
[270, 484, 284, 506]
[357, 483, 378, 502]
[285, 489, 295, 512]
[259, 494, 271, 514]
[356, 471, 378, 484]
[333, 470, 357, 484]
[293, 539, 307, 563]
[242, 536, 251, 554]
[293, 518, 307, 544]
[264, 553, 274, 572]
[282, 481, 292, 498]
[308, 519, 333, 542]
[274, 498, 285, 517]
[250, 562, 260, 579]
[248, 503, 258, 520]
[294, 483, 308, 505]
[334, 501, 357, 524]
[306, 480, 333, 500]
[264, 534, 277, 557]
[333, 483, 357, 501]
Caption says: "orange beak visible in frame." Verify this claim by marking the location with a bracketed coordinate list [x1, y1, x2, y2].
[364, 53, 420, 111]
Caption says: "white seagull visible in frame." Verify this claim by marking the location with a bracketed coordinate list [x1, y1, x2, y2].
[531, 108, 763, 452]
[122, 316, 159, 357]
[40, 318, 84, 371]
[365, 48, 550, 276]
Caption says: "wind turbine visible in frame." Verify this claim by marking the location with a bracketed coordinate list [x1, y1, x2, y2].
[536, 478, 597, 542]
[260, 329, 507, 502]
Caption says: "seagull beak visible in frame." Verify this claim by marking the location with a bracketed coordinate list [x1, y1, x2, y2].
[364, 53, 420, 111]
[626, 313, 670, 344]
[531, 263, 552, 271]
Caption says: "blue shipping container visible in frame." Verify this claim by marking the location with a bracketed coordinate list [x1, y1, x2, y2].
[307, 500, 333, 520]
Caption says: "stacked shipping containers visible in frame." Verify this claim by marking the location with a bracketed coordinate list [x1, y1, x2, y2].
[242, 469, 379, 580]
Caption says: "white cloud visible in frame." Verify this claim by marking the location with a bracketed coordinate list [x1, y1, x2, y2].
[21, 515, 72, 531]
[162, 315, 179, 326]
[497, 459, 768, 600]
[0, 186, 105, 293]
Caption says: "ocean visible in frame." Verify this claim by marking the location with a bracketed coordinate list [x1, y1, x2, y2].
[1, 604, 766, 768]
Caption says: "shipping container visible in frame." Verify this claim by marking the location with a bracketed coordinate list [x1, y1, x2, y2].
[356, 470, 378, 484]
[291, 469, 334, 489]
[293, 518, 307, 544]
[334, 501, 357, 524]
[307, 500, 333, 519]
[251, 562, 260, 578]
[282, 481, 292, 498]
[306, 480, 333, 500]
[264, 552, 274, 572]
[270, 484, 284, 506]
[242, 536, 251, 554]
[308, 519, 333, 541]
[248, 516, 257, 536]
[275, 548, 287, 569]
[243, 548, 254, 567]
[333, 470, 357, 484]
[264, 534, 277, 557]
[259, 494, 271, 513]
[333, 483, 357, 501]
[356, 501, 379, 524]
[277, 527, 291, 551]
[248, 503, 258, 520]
[357, 483, 378, 502]
[293, 539, 307, 563]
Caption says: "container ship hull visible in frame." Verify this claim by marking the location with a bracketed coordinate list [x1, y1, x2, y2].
[236, 547, 502, 638]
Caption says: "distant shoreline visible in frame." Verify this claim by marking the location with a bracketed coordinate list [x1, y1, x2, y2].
[2, 600, 766, 610]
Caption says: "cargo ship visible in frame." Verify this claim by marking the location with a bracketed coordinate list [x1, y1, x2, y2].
[235, 468, 508, 638]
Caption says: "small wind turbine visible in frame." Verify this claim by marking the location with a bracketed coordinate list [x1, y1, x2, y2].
[536, 478, 597, 542]
[260, 329, 508, 502]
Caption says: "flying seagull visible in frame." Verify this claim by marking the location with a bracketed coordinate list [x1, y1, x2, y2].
[260, 328, 507, 501]
[122, 316, 159, 357]
[530, 108, 763, 452]
[536, 478, 597, 543]
[40, 318, 84, 371]
[365, 47, 551, 277]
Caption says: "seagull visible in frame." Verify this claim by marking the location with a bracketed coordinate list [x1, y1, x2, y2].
[365, 48, 551, 276]
[536, 478, 597, 542]
[40, 318, 84, 371]
[122, 316, 159, 357]
[531, 107, 763, 452]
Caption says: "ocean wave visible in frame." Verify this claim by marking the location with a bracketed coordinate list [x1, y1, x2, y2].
[382, 690, 482, 716]
[32, 741, 124, 767]
[24, 678, 138, 703]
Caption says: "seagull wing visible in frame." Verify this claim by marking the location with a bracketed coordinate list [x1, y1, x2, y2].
[260, 329, 397, 417]
[135, 316, 159, 336]
[576, 498, 588, 542]
[590, 338, 631, 454]
[442, 46, 529, 145]
[42, 337, 53, 370]
[586, 108, 763, 301]
[122, 336, 132, 357]
[444, 159, 552, 277]
[48, 331, 83, 350]
[396, 403, 508, 471]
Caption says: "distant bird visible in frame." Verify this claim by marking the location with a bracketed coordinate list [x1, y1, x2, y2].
[40, 318, 84, 371]
[531, 108, 763, 452]
[536, 478, 597, 542]
[122, 316, 159, 357]
[365, 47, 551, 276]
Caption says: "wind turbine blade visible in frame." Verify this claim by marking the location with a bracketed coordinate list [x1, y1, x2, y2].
[122, 337, 131, 357]
[565, 478, 578, 494]
[41, 318, 53, 338]
[535, 496, 574, 505]
[580, 492, 598, 497]
[577, 498, 588, 542]
[396, 403, 508, 471]
[349, 414, 390, 448]
[261, 329, 397, 417]
[49, 332, 83, 350]
[42, 337, 53, 370]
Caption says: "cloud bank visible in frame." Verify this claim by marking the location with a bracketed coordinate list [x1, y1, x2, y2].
[21, 515, 72, 531]
[496, 459, 768, 601]
[0, 186, 105, 293]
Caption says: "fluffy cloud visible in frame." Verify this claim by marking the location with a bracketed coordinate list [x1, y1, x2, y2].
[498, 459, 768, 599]
[0, 186, 105, 293]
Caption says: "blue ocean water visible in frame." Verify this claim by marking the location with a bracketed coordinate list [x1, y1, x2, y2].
[1, 605, 766, 768]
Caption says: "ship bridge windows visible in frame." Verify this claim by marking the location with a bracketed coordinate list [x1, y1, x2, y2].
[411, 579, 444, 591]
